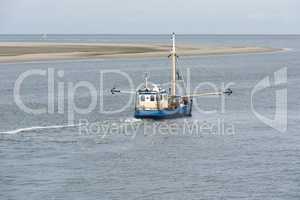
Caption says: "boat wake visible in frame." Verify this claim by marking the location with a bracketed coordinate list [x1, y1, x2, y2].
[0, 124, 82, 135]
[123, 118, 142, 123]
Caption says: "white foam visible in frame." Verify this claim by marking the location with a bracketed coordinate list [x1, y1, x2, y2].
[124, 118, 142, 123]
[0, 124, 81, 135]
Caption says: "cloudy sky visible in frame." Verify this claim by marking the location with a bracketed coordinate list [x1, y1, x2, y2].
[0, 0, 299, 34]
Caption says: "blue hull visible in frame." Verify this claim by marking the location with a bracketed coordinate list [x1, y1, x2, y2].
[134, 106, 192, 119]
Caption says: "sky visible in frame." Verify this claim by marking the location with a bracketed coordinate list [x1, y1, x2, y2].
[0, 0, 299, 34]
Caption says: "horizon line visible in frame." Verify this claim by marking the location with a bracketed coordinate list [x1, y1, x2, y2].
[0, 33, 300, 36]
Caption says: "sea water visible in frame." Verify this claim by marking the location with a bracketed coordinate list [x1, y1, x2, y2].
[0, 35, 299, 200]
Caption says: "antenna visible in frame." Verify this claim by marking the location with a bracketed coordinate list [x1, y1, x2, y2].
[144, 72, 149, 89]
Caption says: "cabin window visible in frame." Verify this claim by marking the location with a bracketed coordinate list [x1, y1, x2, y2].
[150, 95, 155, 101]
[140, 95, 145, 101]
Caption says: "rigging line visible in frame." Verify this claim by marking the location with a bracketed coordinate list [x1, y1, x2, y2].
[175, 56, 188, 95]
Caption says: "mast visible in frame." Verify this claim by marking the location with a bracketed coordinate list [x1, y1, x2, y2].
[171, 32, 176, 96]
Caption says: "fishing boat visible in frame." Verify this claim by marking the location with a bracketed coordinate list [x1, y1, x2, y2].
[111, 33, 232, 119]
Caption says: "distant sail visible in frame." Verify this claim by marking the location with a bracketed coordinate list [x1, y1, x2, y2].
[42, 33, 48, 40]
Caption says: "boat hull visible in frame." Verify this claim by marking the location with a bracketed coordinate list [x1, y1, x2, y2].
[134, 105, 192, 119]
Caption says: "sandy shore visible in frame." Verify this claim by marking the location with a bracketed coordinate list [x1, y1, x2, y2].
[0, 42, 282, 63]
